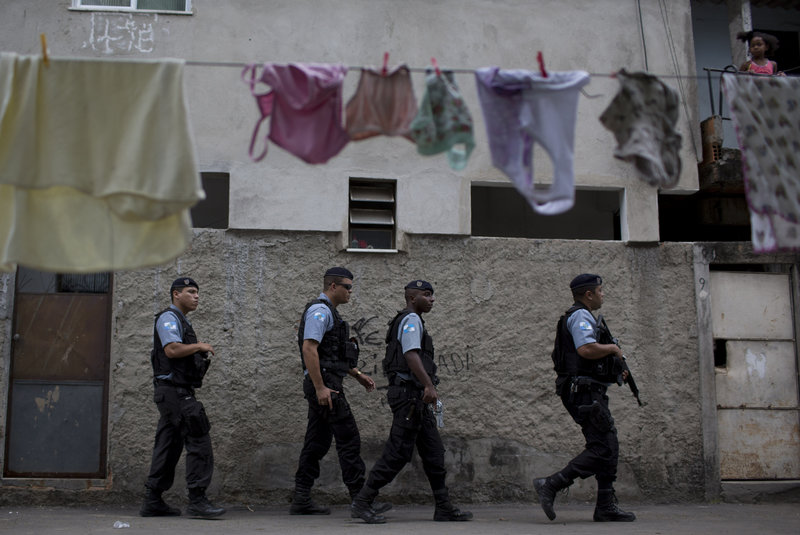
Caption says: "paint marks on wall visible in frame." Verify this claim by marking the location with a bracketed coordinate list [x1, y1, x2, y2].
[34, 385, 61, 413]
[83, 13, 156, 54]
[744, 348, 767, 379]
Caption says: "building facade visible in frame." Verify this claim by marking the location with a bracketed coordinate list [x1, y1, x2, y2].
[0, 0, 797, 505]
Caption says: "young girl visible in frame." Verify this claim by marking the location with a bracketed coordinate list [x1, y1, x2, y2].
[737, 31, 784, 76]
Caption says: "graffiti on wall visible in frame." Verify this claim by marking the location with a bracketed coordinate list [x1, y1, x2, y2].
[351, 316, 472, 379]
[83, 13, 156, 54]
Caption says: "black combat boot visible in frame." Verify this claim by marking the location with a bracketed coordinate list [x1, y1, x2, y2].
[432, 488, 473, 521]
[533, 472, 573, 521]
[289, 486, 330, 515]
[349, 487, 392, 518]
[593, 489, 636, 522]
[350, 486, 386, 524]
[139, 488, 181, 517]
[186, 487, 226, 518]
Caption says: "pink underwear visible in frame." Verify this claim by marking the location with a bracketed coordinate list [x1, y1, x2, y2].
[345, 66, 418, 141]
[243, 63, 349, 164]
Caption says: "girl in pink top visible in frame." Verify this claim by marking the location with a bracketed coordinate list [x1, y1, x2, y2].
[737, 31, 784, 76]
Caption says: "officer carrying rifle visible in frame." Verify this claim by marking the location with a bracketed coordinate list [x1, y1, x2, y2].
[534, 274, 638, 523]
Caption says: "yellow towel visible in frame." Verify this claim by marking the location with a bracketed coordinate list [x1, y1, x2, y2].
[0, 53, 203, 273]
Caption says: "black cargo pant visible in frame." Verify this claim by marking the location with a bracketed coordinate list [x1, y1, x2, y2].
[294, 372, 365, 495]
[145, 382, 213, 493]
[365, 384, 447, 493]
[560, 380, 619, 484]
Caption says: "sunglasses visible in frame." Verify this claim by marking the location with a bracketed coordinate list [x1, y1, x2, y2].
[337, 283, 353, 290]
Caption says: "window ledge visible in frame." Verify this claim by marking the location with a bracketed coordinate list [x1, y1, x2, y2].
[346, 248, 398, 254]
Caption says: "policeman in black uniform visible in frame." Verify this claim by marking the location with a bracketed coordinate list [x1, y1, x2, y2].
[534, 274, 635, 522]
[290, 267, 390, 516]
[140, 277, 225, 518]
[351, 280, 472, 524]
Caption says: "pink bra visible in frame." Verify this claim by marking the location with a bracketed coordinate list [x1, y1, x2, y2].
[243, 63, 350, 164]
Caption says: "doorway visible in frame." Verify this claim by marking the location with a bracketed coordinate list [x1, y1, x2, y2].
[709, 269, 800, 480]
[3, 268, 112, 477]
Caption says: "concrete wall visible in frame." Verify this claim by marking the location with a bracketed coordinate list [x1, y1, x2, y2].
[0, 231, 704, 505]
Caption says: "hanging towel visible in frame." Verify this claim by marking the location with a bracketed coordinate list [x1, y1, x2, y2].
[244, 63, 349, 164]
[599, 69, 682, 189]
[346, 65, 418, 141]
[721, 73, 800, 253]
[410, 70, 475, 171]
[475, 67, 590, 215]
[0, 53, 202, 273]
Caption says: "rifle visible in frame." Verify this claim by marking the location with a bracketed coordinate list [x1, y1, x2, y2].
[596, 315, 643, 407]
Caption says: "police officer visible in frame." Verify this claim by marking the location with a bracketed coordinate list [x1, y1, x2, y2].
[534, 274, 635, 522]
[351, 280, 472, 524]
[140, 277, 225, 518]
[290, 267, 390, 516]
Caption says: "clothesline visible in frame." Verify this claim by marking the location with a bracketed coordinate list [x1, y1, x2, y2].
[181, 59, 707, 80]
[184, 58, 800, 78]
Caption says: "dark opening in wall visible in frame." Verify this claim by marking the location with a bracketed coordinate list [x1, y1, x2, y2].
[191, 172, 229, 229]
[713, 338, 728, 368]
[471, 185, 621, 240]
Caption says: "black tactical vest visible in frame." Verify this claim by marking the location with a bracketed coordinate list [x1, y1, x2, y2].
[551, 303, 596, 377]
[297, 298, 355, 374]
[151, 307, 209, 388]
[382, 309, 437, 386]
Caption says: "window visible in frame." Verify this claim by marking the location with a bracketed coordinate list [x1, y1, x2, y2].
[71, 0, 192, 14]
[471, 185, 621, 240]
[191, 172, 229, 229]
[348, 179, 396, 251]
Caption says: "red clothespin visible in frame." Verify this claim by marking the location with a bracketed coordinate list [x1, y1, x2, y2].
[382, 52, 389, 76]
[431, 57, 441, 77]
[40, 33, 49, 67]
[537, 51, 547, 78]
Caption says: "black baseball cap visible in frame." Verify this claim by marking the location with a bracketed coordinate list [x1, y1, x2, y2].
[405, 280, 434, 293]
[170, 277, 198, 294]
[570, 273, 602, 291]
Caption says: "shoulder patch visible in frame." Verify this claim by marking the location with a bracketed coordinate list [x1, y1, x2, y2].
[578, 321, 592, 331]
[162, 320, 178, 331]
[402, 323, 417, 334]
[312, 311, 327, 322]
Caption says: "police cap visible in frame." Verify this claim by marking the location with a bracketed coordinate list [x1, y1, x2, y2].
[570, 273, 602, 291]
[405, 280, 434, 294]
[325, 267, 354, 279]
[170, 277, 199, 294]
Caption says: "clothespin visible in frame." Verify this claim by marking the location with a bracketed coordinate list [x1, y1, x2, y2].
[382, 52, 389, 76]
[40, 33, 49, 67]
[537, 51, 547, 78]
[431, 57, 441, 77]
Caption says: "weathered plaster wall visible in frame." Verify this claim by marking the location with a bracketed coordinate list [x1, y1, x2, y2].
[86, 230, 701, 505]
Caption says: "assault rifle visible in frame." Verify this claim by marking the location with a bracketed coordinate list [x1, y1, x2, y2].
[596, 315, 643, 407]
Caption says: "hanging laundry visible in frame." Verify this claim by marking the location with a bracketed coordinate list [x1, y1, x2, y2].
[0, 53, 202, 273]
[475, 67, 590, 215]
[244, 63, 349, 164]
[721, 73, 800, 253]
[599, 69, 682, 189]
[345, 65, 417, 141]
[410, 70, 475, 171]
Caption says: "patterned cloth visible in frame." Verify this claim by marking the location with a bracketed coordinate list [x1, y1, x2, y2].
[722, 73, 800, 253]
[599, 69, 682, 189]
[410, 70, 475, 170]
